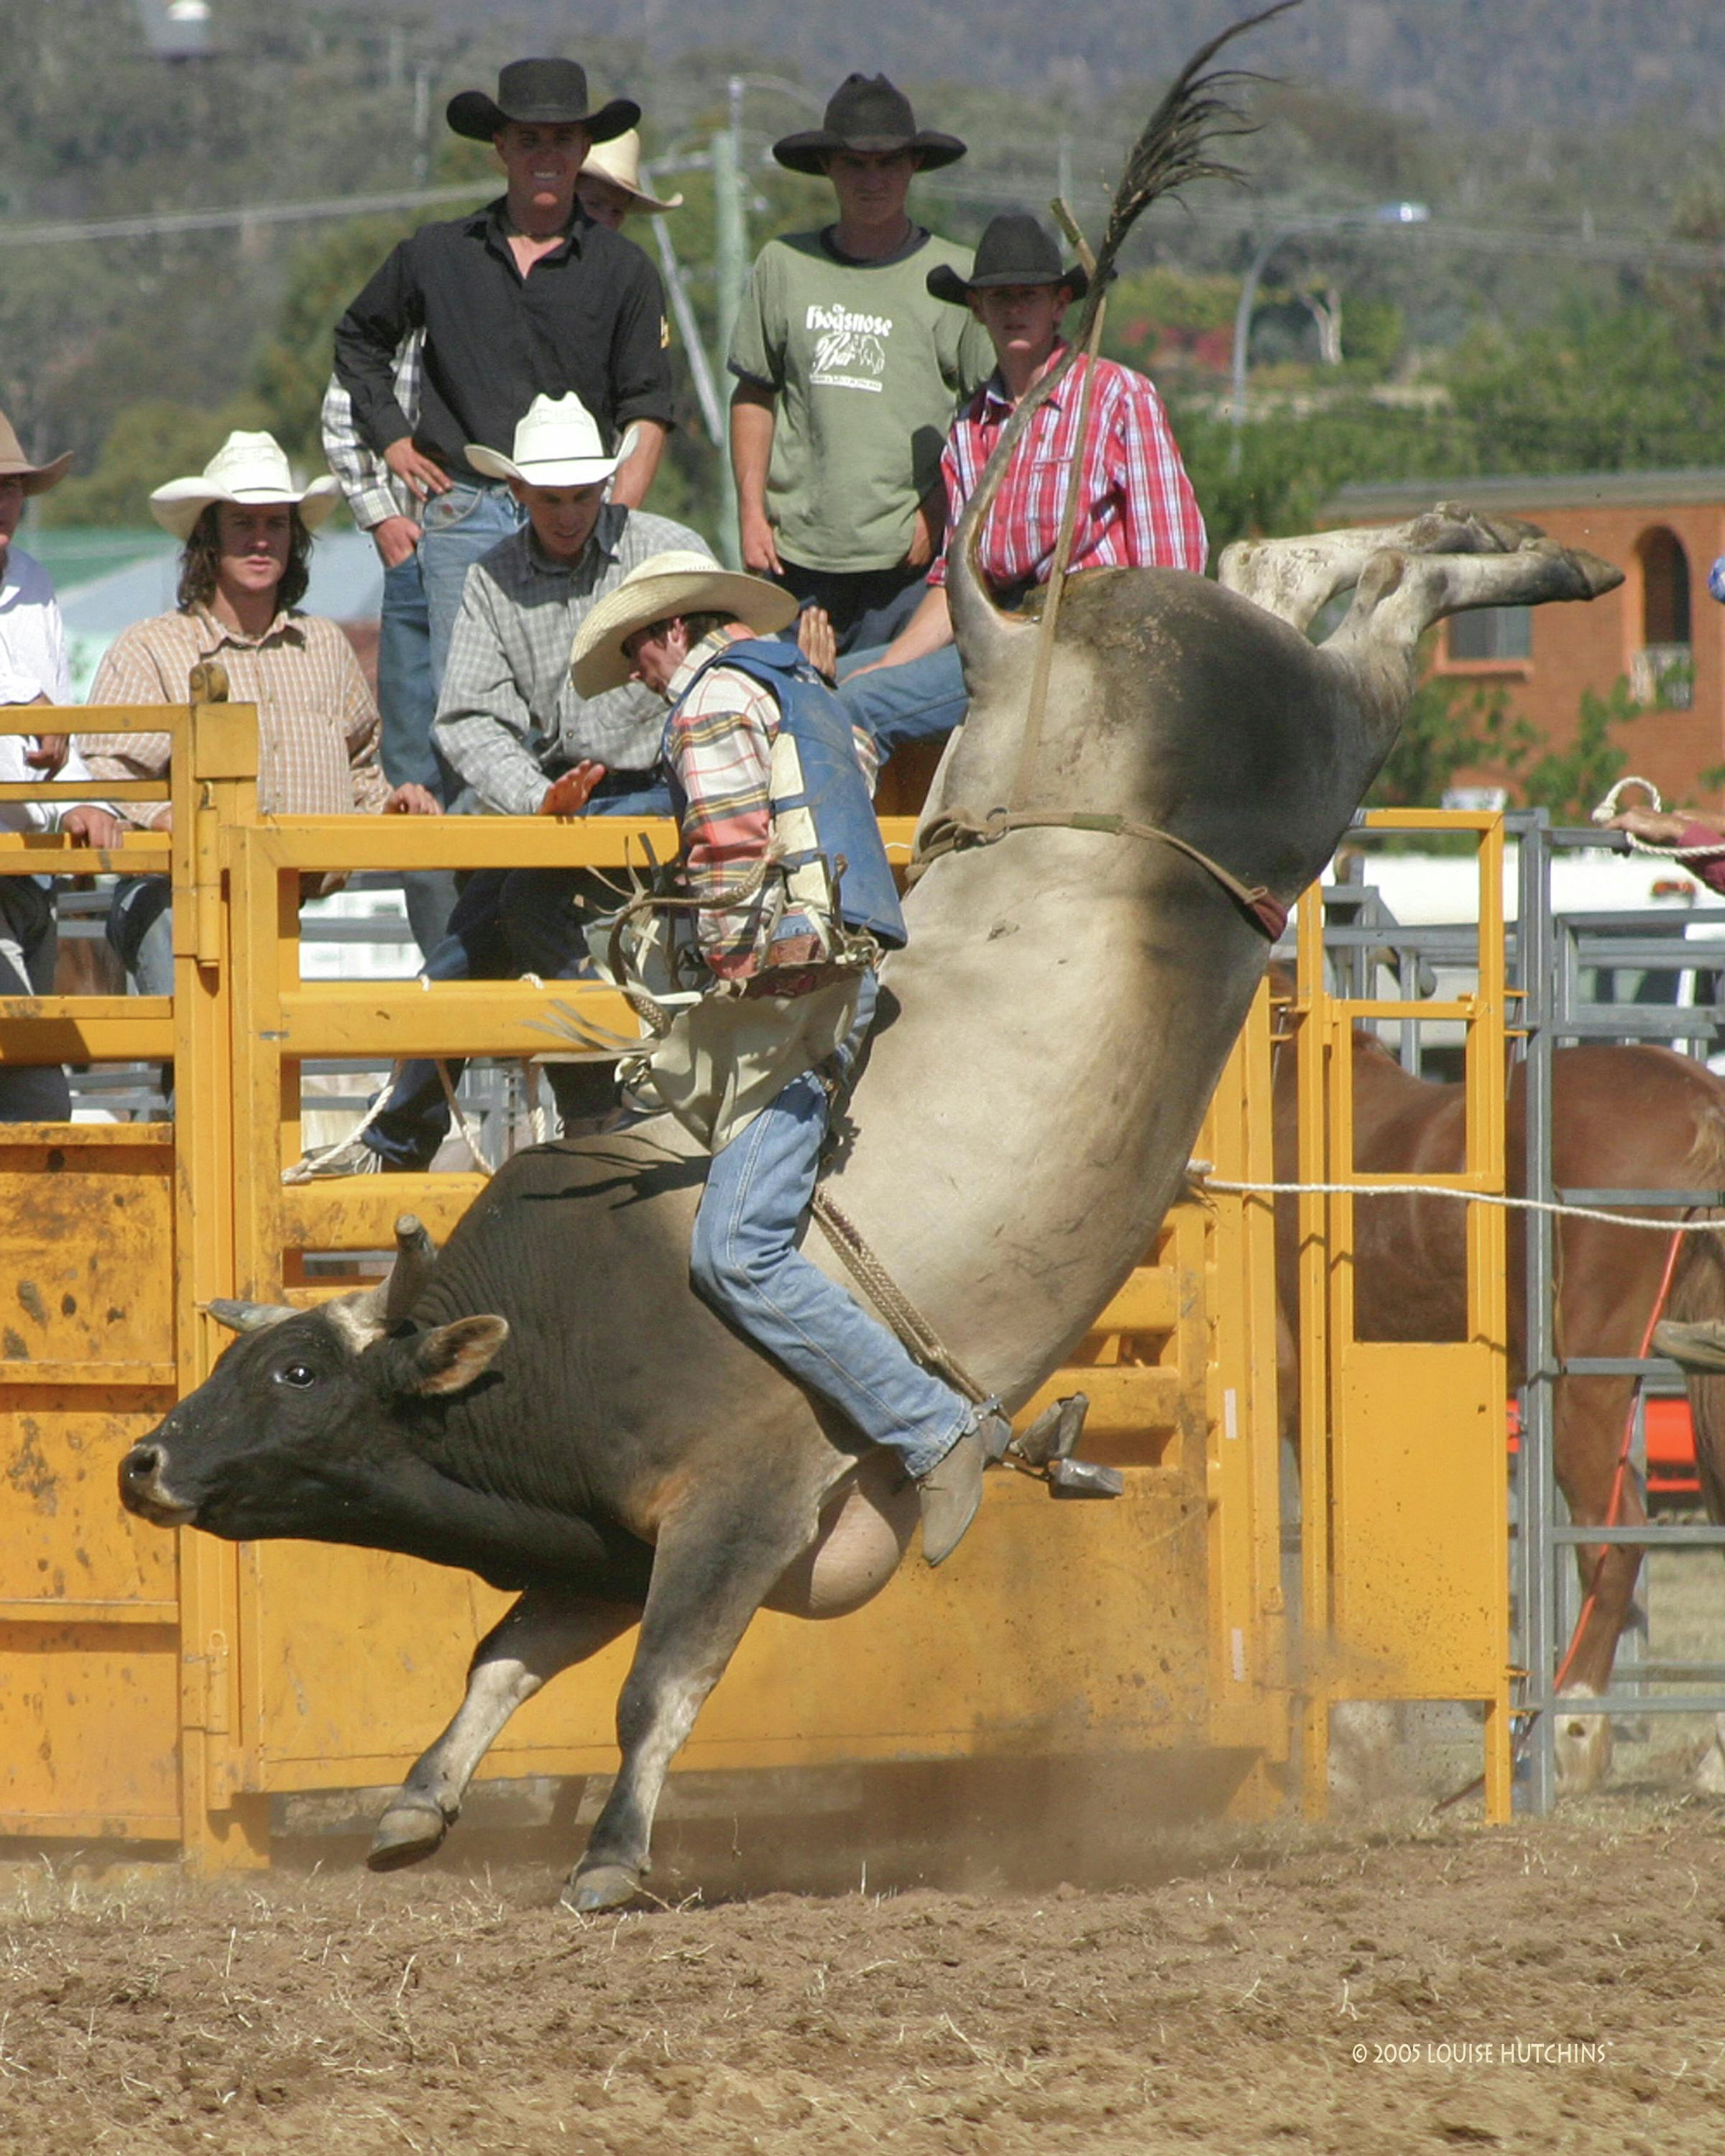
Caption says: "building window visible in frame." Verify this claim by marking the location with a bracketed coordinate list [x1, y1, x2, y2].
[1447, 606, 1532, 663]
[1632, 526, 1693, 709]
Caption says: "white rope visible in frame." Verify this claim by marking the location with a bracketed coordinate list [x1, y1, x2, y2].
[518, 1058, 549, 1148]
[1188, 1166, 1725, 1233]
[1591, 775, 1725, 861]
[433, 1056, 494, 1179]
[281, 1061, 403, 1184]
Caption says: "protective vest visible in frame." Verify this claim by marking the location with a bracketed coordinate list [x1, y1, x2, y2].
[663, 637, 908, 953]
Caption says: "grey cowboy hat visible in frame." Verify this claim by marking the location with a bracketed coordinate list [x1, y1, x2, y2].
[772, 74, 966, 175]
[926, 212, 1090, 305]
[447, 57, 638, 145]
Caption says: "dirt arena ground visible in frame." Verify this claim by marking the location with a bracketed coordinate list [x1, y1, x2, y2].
[3, 1548, 1721, 2155]
[2, 1779, 1724, 2156]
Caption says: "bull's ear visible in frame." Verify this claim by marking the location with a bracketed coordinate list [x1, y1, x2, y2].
[398, 1316, 510, 1397]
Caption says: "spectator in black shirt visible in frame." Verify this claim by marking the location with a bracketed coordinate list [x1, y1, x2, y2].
[334, 57, 676, 689]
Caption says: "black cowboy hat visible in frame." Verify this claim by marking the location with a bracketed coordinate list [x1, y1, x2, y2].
[446, 58, 639, 146]
[926, 211, 1090, 305]
[772, 74, 967, 175]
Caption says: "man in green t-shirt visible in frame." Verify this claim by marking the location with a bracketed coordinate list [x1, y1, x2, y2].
[728, 74, 994, 654]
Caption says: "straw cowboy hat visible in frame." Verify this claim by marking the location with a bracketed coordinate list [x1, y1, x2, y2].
[571, 551, 798, 698]
[0, 410, 73, 496]
[579, 129, 684, 216]
[926, 211, 1090, 305]
[466, 394, 624, 489]
[148, 430, 341, 541]
[446, 57, 638, 145]
[772, 74, 966, 175]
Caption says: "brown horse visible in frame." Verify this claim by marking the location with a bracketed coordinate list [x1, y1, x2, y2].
[1272, 1020, 1725, 1792]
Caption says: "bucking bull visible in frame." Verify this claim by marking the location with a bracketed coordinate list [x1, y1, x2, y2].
[116, 24, 1623, 1909]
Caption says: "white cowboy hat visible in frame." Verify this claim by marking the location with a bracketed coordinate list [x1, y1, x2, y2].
[466, 393, 624, 489]
[149, 430, 342, 540]
[579, 129, 684, 216]
[571, 550, 798, 697]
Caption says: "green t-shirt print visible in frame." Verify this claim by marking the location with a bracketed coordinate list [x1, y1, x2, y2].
[729, 229, 994, 575]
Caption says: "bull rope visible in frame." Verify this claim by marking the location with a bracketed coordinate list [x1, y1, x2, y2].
[1187, 1166, 1725, 1233]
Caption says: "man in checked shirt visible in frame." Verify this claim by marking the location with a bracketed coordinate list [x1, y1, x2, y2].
[568, 552, 1008, 1570]
[858, 211, 1206, 681]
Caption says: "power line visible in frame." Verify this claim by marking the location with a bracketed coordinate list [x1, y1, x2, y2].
[4, 175, 1722, 280]
[0, 182, 492, 249]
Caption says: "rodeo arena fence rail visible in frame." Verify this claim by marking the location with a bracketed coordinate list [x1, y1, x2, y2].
[8, 685, 1714, 1863]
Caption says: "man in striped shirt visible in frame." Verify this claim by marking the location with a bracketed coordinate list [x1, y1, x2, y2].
[860, 211, 1206, 677]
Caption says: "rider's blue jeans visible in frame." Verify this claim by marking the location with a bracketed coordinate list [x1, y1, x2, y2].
[687, 975, 971, 1478]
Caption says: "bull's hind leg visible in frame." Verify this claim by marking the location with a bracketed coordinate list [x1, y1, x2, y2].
[1218, 505, 1547, 633]
[369, 1591, 638, 1870]
[565, 1479, 827, 1913]
[1322, 538, 1622, 751]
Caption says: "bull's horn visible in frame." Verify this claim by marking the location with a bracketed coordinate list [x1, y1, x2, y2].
[385, 1213, 438, 1326]
[331, 1214, 441, 1346]
[1653, 1319, 1725, 1373]
[206, 1299, 297, 1334]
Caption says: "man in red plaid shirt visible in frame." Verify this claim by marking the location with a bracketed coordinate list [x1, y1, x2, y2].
[862, 211, 1205, 675]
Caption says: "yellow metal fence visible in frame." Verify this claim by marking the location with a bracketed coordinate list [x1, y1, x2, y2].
[0, 691, 1506, 1860]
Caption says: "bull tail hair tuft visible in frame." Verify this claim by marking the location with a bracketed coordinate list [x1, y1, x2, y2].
[945, 1, 1295, 671]
[1068, 1, 1295, 352]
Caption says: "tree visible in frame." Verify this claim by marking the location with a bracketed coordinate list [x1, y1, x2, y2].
[1363, 666, 1639, 824]
[40, 398, 268, 528]
[249, 216, 420, 469]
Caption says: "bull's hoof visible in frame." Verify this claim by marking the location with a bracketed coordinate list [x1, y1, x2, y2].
[561, 1861, 643, 1914]
[367, 1799, 450, 1871]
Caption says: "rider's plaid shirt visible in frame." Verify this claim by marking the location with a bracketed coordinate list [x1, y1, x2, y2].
[665, 631, 876, 981]
[926, 345, 1207, 596]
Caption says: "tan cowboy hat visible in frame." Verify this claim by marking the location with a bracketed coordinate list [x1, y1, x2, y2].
[466, 394, 623, 489]
[578, 129, 684, 216]
[0, 409, 73, 497]
[571, 550, 797, 698]
[149, 430, 341, 540]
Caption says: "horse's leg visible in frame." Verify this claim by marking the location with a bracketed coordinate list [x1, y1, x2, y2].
[369, 1590, 639, 1869]
[566, 1477, 827, 1912]
[1218, 505, 1548, 633]
[1550, 1376, 1646, 1795]
[1680, 1353, 1725, 1794]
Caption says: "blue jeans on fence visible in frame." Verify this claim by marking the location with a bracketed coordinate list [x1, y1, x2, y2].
[0, 880, 70, 1120]
[418, 480, 528, 691]
[831, 644, 968, 762]
[688, 973, 971, 1477]
[358, 778, 671, 1171]
[106, 875, 175, 999]
[377, 543, 458, 957]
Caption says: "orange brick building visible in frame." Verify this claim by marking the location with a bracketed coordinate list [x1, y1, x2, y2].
[1325, 472, 1725, 809]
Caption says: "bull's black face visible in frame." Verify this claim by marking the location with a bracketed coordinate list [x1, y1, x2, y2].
[118, 1307, 509, 1544]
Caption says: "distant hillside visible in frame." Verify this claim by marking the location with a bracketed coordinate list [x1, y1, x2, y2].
[452, 0, 1721, 132]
